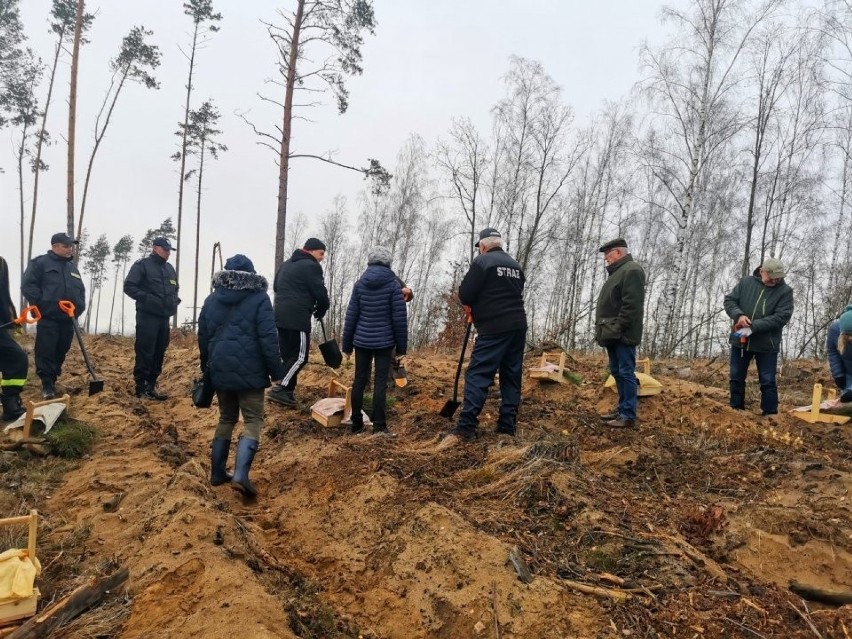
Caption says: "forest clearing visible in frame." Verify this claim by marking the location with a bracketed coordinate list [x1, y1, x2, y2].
[2, 333, 852, 638]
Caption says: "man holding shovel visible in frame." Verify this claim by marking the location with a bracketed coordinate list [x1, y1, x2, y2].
[22, 233, 86, 399]
[441, 228, 527, 447]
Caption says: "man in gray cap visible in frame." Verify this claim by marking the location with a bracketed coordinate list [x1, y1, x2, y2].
[124, 236, 181, 400]
[595, 238, 646, 428]
[21, 232, 86, 398]
[724, 257, 794, 416]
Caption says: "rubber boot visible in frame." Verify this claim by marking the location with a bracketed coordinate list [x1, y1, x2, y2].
[210, 438, 232, 486]
[41, 378, 55, 400]
[231, 437, 258, 498]
[1, 394, 25, 421]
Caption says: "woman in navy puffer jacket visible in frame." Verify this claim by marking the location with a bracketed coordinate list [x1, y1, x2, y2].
[342, 246, 408, 433]
[198, 254, 284, 498]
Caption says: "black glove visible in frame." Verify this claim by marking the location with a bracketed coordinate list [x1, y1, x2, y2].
[313, 309, 326, 320]
[836, 377, 848, 390]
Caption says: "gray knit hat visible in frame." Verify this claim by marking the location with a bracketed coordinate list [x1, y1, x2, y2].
[367, 246, 392, 267]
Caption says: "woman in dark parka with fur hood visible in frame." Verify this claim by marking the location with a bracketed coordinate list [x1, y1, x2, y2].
[198, 254, 284, 498]
[342, 246, 408, 434]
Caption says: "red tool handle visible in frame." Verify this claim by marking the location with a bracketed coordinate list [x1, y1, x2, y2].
[58, 300, 76, 318]
[15, 305, 41, 325]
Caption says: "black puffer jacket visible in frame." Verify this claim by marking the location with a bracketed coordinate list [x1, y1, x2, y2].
[595, 254, 646, 347]
[21, 251, 86, 320]
[198, 270, 285, 391]
[273, 250, 329, 332]
[458, 248, 527, 336]
[1, 256, 17, 326]
[123, 253, 181, 318]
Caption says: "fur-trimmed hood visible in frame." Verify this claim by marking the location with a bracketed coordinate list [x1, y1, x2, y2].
[212, 269, 268, 293]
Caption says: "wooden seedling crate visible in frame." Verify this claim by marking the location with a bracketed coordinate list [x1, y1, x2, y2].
[0, 510, 39, 626]
[311, 380, 351, 428]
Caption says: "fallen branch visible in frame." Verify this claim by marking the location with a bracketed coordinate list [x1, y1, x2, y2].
[789, 580, 852, 606]
[788, 601, 825, 639]
[722, 616, 768, 639]
[561, 579, 631, 603]
[0, 438, 47, 452]
[7, 567, 129, 639]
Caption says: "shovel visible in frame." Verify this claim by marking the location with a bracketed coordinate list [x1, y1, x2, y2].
[393, 357, 408, 388]
[439, 317, 473, 419]
[58, 300, 105, 395]
[0, 305, 41, 330]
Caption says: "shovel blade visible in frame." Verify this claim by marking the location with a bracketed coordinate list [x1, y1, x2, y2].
[88, 380, 105, 396]
[439, 399, 460, 419]
[394, 363, 408, 388]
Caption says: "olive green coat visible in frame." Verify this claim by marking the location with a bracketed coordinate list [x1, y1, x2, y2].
[595, 255, 646, 347]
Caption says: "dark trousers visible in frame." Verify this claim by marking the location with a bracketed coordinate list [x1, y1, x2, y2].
[0, 330, 28, 396]
[606, 342, 638, 420]
[34, 317, 74, 383]
[456, 328, 526, 435]
[729, 347, 779, 414]
[352, 346, 393, 428]
[133, 312, 170, 385]
[215, 388, 265, 441]
[279, 328, 309, 392]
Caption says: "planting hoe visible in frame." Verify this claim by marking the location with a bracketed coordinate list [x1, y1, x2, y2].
[0, 304, 40, 330]
[439, 315, 473, 419]
[59, 300, 104, 395]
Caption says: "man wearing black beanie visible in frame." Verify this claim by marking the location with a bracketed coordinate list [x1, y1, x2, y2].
[268, 238, 330, 407]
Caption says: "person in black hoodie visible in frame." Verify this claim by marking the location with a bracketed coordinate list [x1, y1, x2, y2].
[442, 228, 527, 446]
[124, 237, 181, 400]
[268, 238, 330, 407]
[342, 246, 408, 434]
[198, 254, 284, 499]
[21, 232, 86, 399]
[0, 256, 28, 420]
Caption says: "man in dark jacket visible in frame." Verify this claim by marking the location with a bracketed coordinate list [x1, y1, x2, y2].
[441, 228, 527, 447]
[0, 256, 28, 420]
[124, 237, 181, 400]
[595, 238, 646, 428]
[198, 254, 284, 499]
[827, 304, 852, 403]
[268, 237, 330, 407]
[724, 257, 794, 416]
[21, 232, 86, 399]
[342, 246, 408, 434]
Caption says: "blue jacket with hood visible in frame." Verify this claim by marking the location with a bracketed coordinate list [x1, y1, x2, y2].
[198, 268, 285, 391]
[827, 303, 852, 382]
[342, 264, 408, 354]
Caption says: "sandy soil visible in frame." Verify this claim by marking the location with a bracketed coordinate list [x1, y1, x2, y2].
[3, 333, 852, 638]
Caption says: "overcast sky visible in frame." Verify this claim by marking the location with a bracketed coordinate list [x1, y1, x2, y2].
[1, 0, 670, 320]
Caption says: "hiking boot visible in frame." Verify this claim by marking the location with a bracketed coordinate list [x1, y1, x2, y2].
[436, 428, 476, 450]
[1, 394, 25, 421]
[267, 385, 297, 407]
[349, 418, 365, 434]
[137, 382, 167, 401]
[494, 425, 516, 436]
[599, 411, 619, 421]
[41, 378, 56, 400]
[605, 417, 636, 429]
[841, 388, 852, 403]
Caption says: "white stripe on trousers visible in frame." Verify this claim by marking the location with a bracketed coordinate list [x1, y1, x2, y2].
[281, 330, 308, 386]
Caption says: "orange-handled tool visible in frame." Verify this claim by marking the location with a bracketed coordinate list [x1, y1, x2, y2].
[58, 299, 105, 395]
[58, 300, 75, 317]
[0, 305, 41, 330]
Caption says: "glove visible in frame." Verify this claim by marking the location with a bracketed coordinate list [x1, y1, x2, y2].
[313, 309, 326, 320]
[835, 377, 847, 390]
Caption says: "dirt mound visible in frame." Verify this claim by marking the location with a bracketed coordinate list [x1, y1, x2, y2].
[4, 335, 852, 637]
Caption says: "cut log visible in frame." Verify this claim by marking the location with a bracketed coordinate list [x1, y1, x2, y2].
[789, 580, 852, 606]
[561, 579, 631, 603]
[7, 567, 128, 639]
[102, 492, 126, 513]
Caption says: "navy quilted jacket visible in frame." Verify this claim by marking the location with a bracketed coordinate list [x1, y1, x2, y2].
[342, 265, 408, 354]
[198, 270, 285, 391]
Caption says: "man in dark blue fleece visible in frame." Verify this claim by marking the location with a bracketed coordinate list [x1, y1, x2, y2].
[442, 228, 527, 447]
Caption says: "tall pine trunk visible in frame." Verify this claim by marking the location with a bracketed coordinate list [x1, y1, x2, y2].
[192, 141, 206, 329]
[275, 0, 305, 268]
[67, 0, 85, 239]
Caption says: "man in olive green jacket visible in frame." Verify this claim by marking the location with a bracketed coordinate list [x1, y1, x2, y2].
[595, 238, 646, 428]
[723, 257, 794, 416]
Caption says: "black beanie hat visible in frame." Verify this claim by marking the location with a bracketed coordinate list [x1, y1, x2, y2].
[303, 238, 326, 251]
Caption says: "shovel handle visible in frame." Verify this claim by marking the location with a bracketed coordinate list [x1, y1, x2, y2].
[15, 305, 41, 325]
[58, 300, 76, 318]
